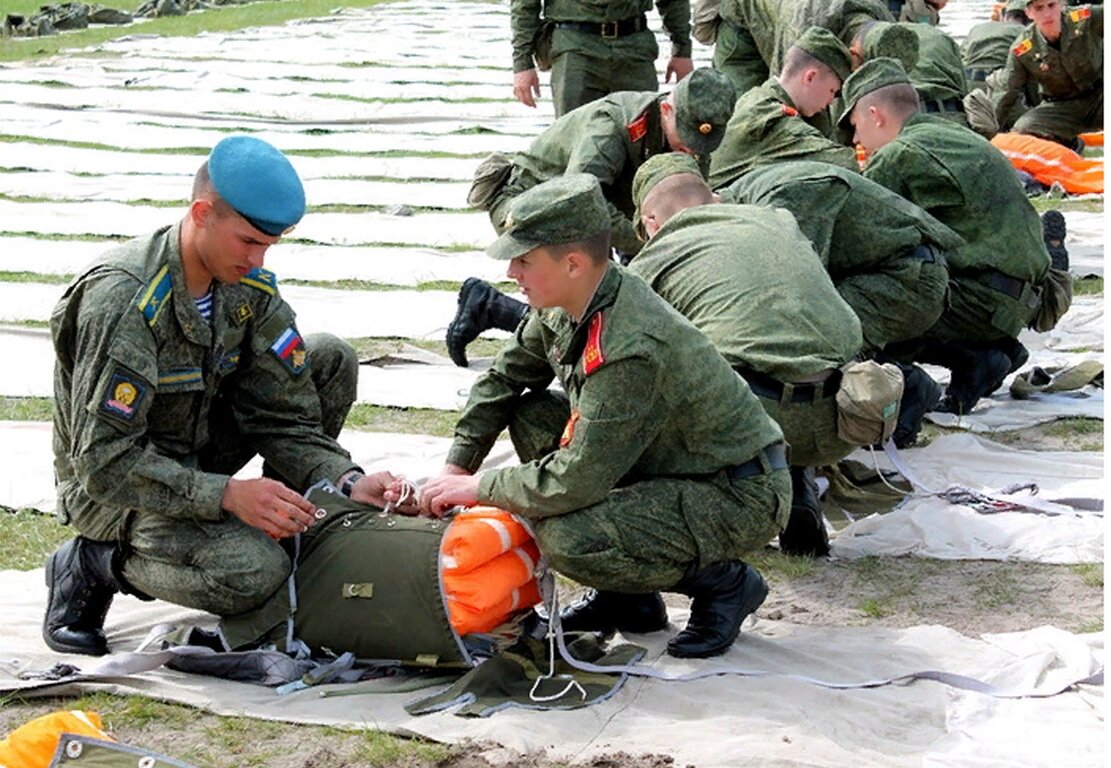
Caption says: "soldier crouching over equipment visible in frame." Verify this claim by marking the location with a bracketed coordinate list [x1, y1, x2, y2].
[46, 136, 406, 656]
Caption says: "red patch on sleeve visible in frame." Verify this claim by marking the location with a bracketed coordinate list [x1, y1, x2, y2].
[1071, 7, 1091, 21]
[582, 312, 606, 376]
[781, 104, 799, 117]
[627, 114, 648, 142]
[559, 409, 580, 448]
[1013, 38, 1033, 56]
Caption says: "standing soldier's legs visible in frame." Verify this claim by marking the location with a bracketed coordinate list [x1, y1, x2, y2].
[549, 29, 657, 117]
[712, 21, 768, 96]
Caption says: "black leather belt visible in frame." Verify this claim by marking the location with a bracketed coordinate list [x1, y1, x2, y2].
[922, 96, 965, 113]
[984, 270, 1028, 300]
[554, 14, 647, 39]
[736, 366, 842, 404]
[726, 442, 789, 480]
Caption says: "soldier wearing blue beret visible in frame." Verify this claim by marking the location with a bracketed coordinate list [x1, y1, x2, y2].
[44, 136, 404, 656]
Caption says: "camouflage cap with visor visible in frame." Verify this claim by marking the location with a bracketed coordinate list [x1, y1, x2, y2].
[631, 153, 705, 240]
[673, 68, 737, 158]
[793, 25, 853, 83]
[487, 174, 611, 261]
[837, 57, 913, 129]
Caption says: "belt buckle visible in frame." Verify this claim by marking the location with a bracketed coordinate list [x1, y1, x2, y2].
[601, 20, 619, 38]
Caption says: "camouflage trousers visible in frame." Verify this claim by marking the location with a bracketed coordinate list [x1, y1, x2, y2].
[924, 271, 1040, 343]
[1013, 90, 1103, 145]
[753, 387, 857, 469]
[508, 391, 789, 592]
[548, 26, 658, 117]
[711, 20, 769, 97]
[835, 251, 949, 356]
[119, 333, 359, 617]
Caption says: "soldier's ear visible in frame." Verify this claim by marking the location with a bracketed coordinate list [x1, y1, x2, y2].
[189, 198, 215, 228]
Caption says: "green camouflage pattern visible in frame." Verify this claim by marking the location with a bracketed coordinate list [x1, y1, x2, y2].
[491, 91, 671, 255]
[489, 174, 612, 261]
[708, 77, 859, 188]
[793, 25, 854, 81]
[903, 23, 969, 122]
[446, 266, 787, 588]
[723, 161, 959, 352]
[716, 0, 893, 94]
[51, 224, 359, 614]
[712, 18, 771, 93]
[864, 113, 1050, 341]
[512, 0, 691, 116]
[996, 5, 1103, 141]
[625, 203, 861, 466]
[961, 20, 1027, 80]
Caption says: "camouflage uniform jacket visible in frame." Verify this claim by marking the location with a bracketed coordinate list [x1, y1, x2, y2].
[511, 0, 693, 72]
[960, 20, 1026, 75]
[906, 23, 968, 103]
[719, 0, 892, 71]
[996, 5, 1104, 121]
[446, 265, 783, 520]
[722, 160, 964, 274]
[708, 77, 859, 188]
[863, 113, 1050, 282]
[512, 91, 673, 240]
[51, 224, 357, 542]
[627, 204, 862, 379]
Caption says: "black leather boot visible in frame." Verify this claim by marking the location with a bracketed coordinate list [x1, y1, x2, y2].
[1041, 210, 1069, 271]
[43, 537, 121, 656]
[778, 466, 830, 557]
[892, 363, 942, 448]
[934, 348, 1012, 415]
[667, 561, 767, 658]
[446, 278, 529, 367]
[559, 589, 669, 636]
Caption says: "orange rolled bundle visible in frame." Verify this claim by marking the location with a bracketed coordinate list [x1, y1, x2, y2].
[447, 579, 543, 636]
[0, 710, 112, 768]
[440, 505, 534, 572]
[1079, 131, 1104, 147]
[991, 132, 1104, 195]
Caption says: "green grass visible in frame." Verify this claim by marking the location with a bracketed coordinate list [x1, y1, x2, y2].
[1071, 563, 1104, 589]
[0, 396, 53, 421]
[972, 569, 1020, 610]
[0, 508, 71, 569]
[856, 598, 890, 619]
[345, 404, 461, 437]
[1028, 196, 1104, 213]
[0, 0, 393, 63]
[0, 270, 72, 284]
[1073, 276, 1103, 295]
[748, 550, 816, 580]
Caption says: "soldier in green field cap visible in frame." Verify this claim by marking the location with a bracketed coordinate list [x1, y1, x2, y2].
[44, 136, 404, 657]
[510, 0, 694, 117]
[422, 174, 790, 659]
[995, 0, 1103, 149]
[842, 58, 1052, 415]
[448, 68, 736, 369]
[708, 26, 859, 189]
[629, 153, 864, 558]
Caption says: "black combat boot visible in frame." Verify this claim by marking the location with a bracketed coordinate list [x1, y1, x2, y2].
[446, 278, 529, 367]
[1041, 210, 1069, 272]
[558, 589, 669, 636]
[778, 466, 830, 557]
[934, 348, 1013, 415]
[667, 561, 768, 658]
[892, 363, 942, 448]
[43, 537, 122, 656]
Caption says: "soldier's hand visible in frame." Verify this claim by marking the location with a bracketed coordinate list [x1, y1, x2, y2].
[665, 57, 694, 84]
[221, 477, 316, 539]
[514, 69, 541, 108]
[418, 474, 480, 518]
[355, 471, 418, 514]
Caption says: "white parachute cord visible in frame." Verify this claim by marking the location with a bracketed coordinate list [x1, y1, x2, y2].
[529, 578, 587, 703]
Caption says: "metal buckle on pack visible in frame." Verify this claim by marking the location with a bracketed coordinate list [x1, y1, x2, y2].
[601, 20, 619, 38]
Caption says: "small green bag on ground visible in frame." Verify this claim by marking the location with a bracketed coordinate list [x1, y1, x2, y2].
[835, 361, 904, 445]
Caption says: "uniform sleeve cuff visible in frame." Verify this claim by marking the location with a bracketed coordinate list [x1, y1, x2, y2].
[672, 42, 692, 58]
[446, 444, 487, 474]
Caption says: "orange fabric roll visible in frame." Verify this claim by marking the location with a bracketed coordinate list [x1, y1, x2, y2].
[0, 710, 112, 768]
[444, 541, 541, 614]
[1079, 131, 1104, 147]
[440, 506, 533, 573]
[991, 132, 1104, 195]
[447, 578, 543, 636]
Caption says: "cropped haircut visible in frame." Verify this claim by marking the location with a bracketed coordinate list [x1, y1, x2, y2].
[781, 46, 836, 81]
[545, 229, 613, 265]
[191, 161, 236, 218]
[858, 82, 921, 121]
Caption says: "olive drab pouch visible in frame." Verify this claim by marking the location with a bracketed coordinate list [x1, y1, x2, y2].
[835, 361, 905, 445]
[1029, 267, 1073, 333]
[466, 152, 513, 210]
[533, 20, 556, 72]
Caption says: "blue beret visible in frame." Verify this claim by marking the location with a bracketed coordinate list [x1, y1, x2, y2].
[208, 136, 305, 236]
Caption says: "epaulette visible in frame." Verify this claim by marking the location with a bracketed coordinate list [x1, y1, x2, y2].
[135, 264, 172, 327]
[1070, 7, 1091, 22]
[781, 104, 799, 117]
[239, 267, 277, 295]
[627, 113, 649, 143]
[582, 312, 606, 376]
[1013, 37, 1034, 56]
